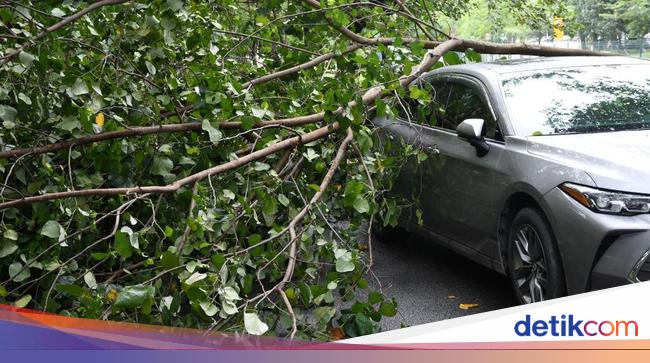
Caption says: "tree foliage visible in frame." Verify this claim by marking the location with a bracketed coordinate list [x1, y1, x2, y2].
[0, 0, 601, 340]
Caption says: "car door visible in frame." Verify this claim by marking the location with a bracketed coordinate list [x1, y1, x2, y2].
[412, 75, 509, 259]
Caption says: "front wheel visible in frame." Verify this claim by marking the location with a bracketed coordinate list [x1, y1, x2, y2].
[507, 207, 566, 304]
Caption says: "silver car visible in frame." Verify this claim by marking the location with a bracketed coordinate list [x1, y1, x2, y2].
[373, 56, 650, 304]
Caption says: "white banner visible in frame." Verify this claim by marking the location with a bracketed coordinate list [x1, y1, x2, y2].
[345, 283, 650, 344]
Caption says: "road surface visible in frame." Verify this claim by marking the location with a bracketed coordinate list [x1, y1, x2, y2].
[365, 233, 517, 331]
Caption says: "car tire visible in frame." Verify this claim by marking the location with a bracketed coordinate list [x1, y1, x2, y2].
[507, 207, 566, 304]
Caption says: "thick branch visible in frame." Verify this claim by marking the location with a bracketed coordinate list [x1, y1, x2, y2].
[0, 114, 327, 159]
[1, 0, 129, 65]
[301, 0, 610, 57]
[0, 122, 340, 210]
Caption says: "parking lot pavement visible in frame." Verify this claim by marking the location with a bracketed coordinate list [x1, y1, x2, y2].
[366, 233, 518, 331]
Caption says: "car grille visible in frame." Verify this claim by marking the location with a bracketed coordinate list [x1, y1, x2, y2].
[637, 259, 650, 281]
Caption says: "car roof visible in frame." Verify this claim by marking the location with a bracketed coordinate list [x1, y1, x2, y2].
[437, 56, 650, 76]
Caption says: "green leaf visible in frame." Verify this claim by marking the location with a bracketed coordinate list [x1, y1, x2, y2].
[51, 8, 66, 17]
[166, 0, 183, 11]
[18, 51, 35, 68]
[119, 226, 139, 249]
[379, 301, 397, 317]
[199, 300, 218, 317]
[465, 49, 482, 63]
[304, 148, 319, 162]
[313, 306, 336, 324]
[240, 116, 256, 131]
[244, 312, 269, 335]
[161, 251, 180, 269]
[443, 52, 462, 65]
[250, 107, 266, 119]
[0, 241, 17, 258]
[358, 278, 368, 289]
[343, 313, 378, 337]
[211, 254, 225, 270]
[368, 291, 383, 305]
[40, 220, 66, 242]
[335, 249, 355, 273]
[55, 284, 85, 298]
[145, 61, 157, 76]
[185, 272, 207, 285]
[83, 272, 97, 290]
[352, 196, 370, 214]
[201, 119, 222, 144]
[114, 285, 155, 309]
[14, 294, 32, 308]
[262, 197, 277, 226]
[253, 162, 270, 171]
[278, 194, 290, 207]
[17, 92, 31, 105]
[8, 262, 30, 282]
[114, 231, 133, 258]
[151, 156, 174, 177]
[72, 78, 89, 96]
[3, 227, 18, 241]
[0, 105, 17, 122]
[56, 117, 82, 132]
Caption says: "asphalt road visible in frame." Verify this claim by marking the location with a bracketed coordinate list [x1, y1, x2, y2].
[366, 232, 518, 331]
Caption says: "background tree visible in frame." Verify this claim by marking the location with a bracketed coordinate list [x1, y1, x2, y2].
[602, 0, 650, 38]
[0, 0, 602, 340]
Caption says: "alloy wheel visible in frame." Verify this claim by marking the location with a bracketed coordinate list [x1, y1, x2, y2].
[511, 224, 548, 303]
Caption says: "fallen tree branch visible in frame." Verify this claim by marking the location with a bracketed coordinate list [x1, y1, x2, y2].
[0, 122, 340, 209]
[251, 127, 355, 339]
[1, 18, 609, 161]
[0, 113, 327, 159]
[301, 0, 610, 56]
[0, 38, 465, 210]
[0, 0, 130, 65]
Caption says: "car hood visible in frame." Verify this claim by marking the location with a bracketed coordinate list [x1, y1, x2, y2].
[526, 130, 650, 194]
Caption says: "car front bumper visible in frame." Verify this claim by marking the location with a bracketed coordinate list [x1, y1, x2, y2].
[540, 188, 650, 294]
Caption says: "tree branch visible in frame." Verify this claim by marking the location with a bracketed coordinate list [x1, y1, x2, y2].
[0, 112, 329, 159]
[250, 127, 354, 338]
[241, 43, 364, 88]
[301, 0, 610, 56]
[0, 0, 130, 65]
[0, 122, 340, 209]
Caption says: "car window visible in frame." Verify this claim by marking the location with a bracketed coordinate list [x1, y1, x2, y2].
[394, 80, 451, 127]
[443, 82, 500, 140]
[395, 79, 502, 141]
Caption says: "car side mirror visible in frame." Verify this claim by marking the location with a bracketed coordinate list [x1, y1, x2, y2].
[456, 118, 490, 157]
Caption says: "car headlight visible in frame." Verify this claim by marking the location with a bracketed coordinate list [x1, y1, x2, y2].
[560, 183, 650, 215]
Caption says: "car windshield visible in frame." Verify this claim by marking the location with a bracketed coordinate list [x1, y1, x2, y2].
[501, 64, 650, 136]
